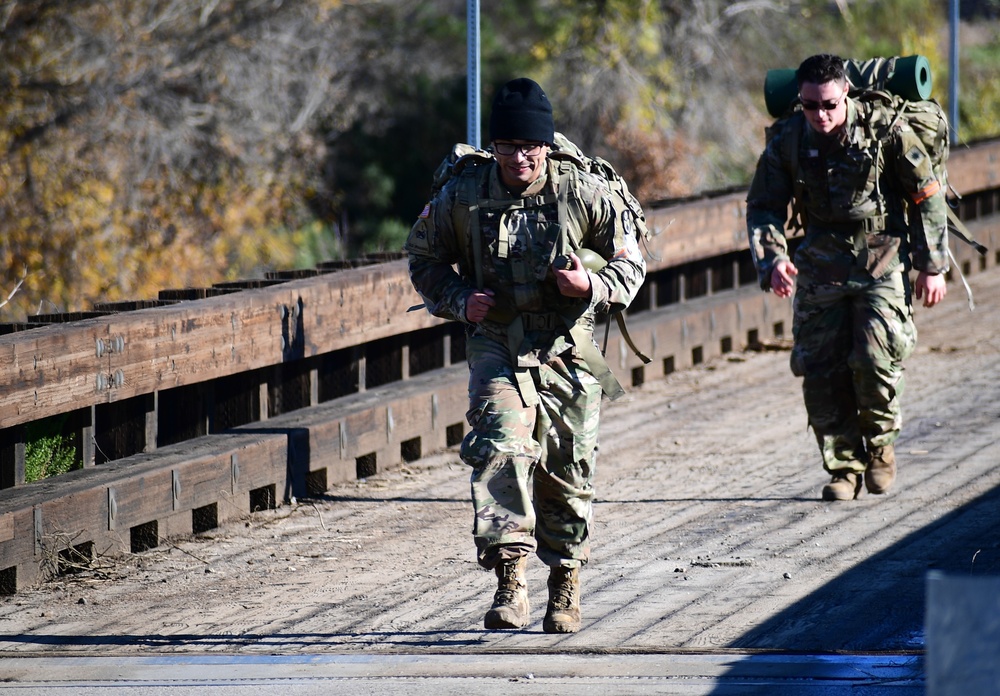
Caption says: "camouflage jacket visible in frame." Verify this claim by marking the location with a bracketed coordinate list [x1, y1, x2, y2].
[746, 96, 949, 289]
[406, 157, 646, 367]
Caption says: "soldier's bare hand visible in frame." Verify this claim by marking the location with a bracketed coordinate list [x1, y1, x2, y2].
[915, 271, 947, 308]
[465, 289, 496, 323]
[770, 260, 798, 299]
[553, 253, 592, 298]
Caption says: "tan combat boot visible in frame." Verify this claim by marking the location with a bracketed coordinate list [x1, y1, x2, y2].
[865, 445, 897, 494]
[543, 566, 581, 633]
[821, 470, 863, 501]
[484, 556, 529, 629]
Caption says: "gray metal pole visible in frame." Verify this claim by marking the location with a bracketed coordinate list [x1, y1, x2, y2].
[949, 0, 960, 144]
[467, 0, 481, 149]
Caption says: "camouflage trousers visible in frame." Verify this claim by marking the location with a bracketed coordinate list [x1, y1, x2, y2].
[790, 270, 917, 473]
[460, 334, 603, 570]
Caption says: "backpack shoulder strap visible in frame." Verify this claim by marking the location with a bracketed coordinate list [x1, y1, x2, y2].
[452, 162, 488, 291]
[551, 132, 651, 243]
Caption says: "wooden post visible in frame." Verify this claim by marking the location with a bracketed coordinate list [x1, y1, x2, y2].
[144, 392, 157, 453]
[0, 425, 26, 488]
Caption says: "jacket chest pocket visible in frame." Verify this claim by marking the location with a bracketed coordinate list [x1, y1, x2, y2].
[829, 147, 878, 211]
[801, 147, 877, 215]
[481, 207, 560, 285]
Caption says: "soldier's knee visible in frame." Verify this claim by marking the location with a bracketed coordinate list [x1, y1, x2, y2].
[460, 431, 490, 468]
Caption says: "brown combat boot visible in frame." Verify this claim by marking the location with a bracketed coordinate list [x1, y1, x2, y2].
[543, 566, 581, 633]
[821, 470, 863, 501]
[865, 445, 897, 494]
[484, 556, 529, 629]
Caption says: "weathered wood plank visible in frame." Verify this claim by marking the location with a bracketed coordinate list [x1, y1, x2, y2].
[0, 265, 439, 429]
[0, 513, 12, 543]
[949, 137, 1000, 195]
[0, 509, 31, 569]
[0, 323, 109, 428]
[0, 429, 294, 590]
[646, 192, 747, 269]
[110, 468, 176, 534]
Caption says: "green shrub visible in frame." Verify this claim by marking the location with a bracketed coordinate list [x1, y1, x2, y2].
[362, 218, 410, 256]
[24, 418, 78, 483]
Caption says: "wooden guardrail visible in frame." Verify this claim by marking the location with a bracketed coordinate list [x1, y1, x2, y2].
[1, 137, 999, 594]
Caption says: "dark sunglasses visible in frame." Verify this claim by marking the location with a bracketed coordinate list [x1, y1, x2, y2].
[493, 141, 544, 157]
[799, 94, 845, 112]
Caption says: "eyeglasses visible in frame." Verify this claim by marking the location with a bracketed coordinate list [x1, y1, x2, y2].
[799, 93, 846, 112]
[493, 141, 545, 157]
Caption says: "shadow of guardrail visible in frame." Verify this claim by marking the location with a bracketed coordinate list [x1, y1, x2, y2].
[707, 479, 1000, 694]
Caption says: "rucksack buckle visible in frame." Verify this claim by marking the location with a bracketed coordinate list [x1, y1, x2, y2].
[520, 312, 560, 331]
[862, 215, 887, 233]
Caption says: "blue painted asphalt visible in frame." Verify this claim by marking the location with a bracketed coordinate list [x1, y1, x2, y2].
[0, 651, 922, 694]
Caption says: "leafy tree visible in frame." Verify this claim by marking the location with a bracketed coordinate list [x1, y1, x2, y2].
[0, 0, 359, 318]
[958, 20, 1000, 142]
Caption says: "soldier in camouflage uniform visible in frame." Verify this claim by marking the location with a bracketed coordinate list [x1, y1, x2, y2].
[406, 78, 646, 631]
[747, 54, 949, 501]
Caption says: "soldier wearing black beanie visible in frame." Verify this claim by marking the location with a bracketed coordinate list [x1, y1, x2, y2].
[407, 75, 647, 637]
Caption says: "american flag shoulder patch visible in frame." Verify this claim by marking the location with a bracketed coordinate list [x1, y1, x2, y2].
[419, 202, 431, 219]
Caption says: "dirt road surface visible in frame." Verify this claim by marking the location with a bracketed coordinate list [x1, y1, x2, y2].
[2, 269, 999, 692]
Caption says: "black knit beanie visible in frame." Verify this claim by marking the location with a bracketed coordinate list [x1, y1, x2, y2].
[489, 78, 555, 145]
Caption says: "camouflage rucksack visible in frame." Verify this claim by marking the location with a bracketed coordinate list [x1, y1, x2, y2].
[549, 132, 651, 244]
[851, 57, 952, 197]
[428, 143, 494, 200]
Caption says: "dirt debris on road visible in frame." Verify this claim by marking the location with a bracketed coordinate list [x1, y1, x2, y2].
[2, 271, 999, 657]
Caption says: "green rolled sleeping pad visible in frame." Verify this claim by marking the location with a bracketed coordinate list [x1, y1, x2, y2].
[763, 54, 933, 118]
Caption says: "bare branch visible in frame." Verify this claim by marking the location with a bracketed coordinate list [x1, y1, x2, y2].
[0, 266, 27, 311]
